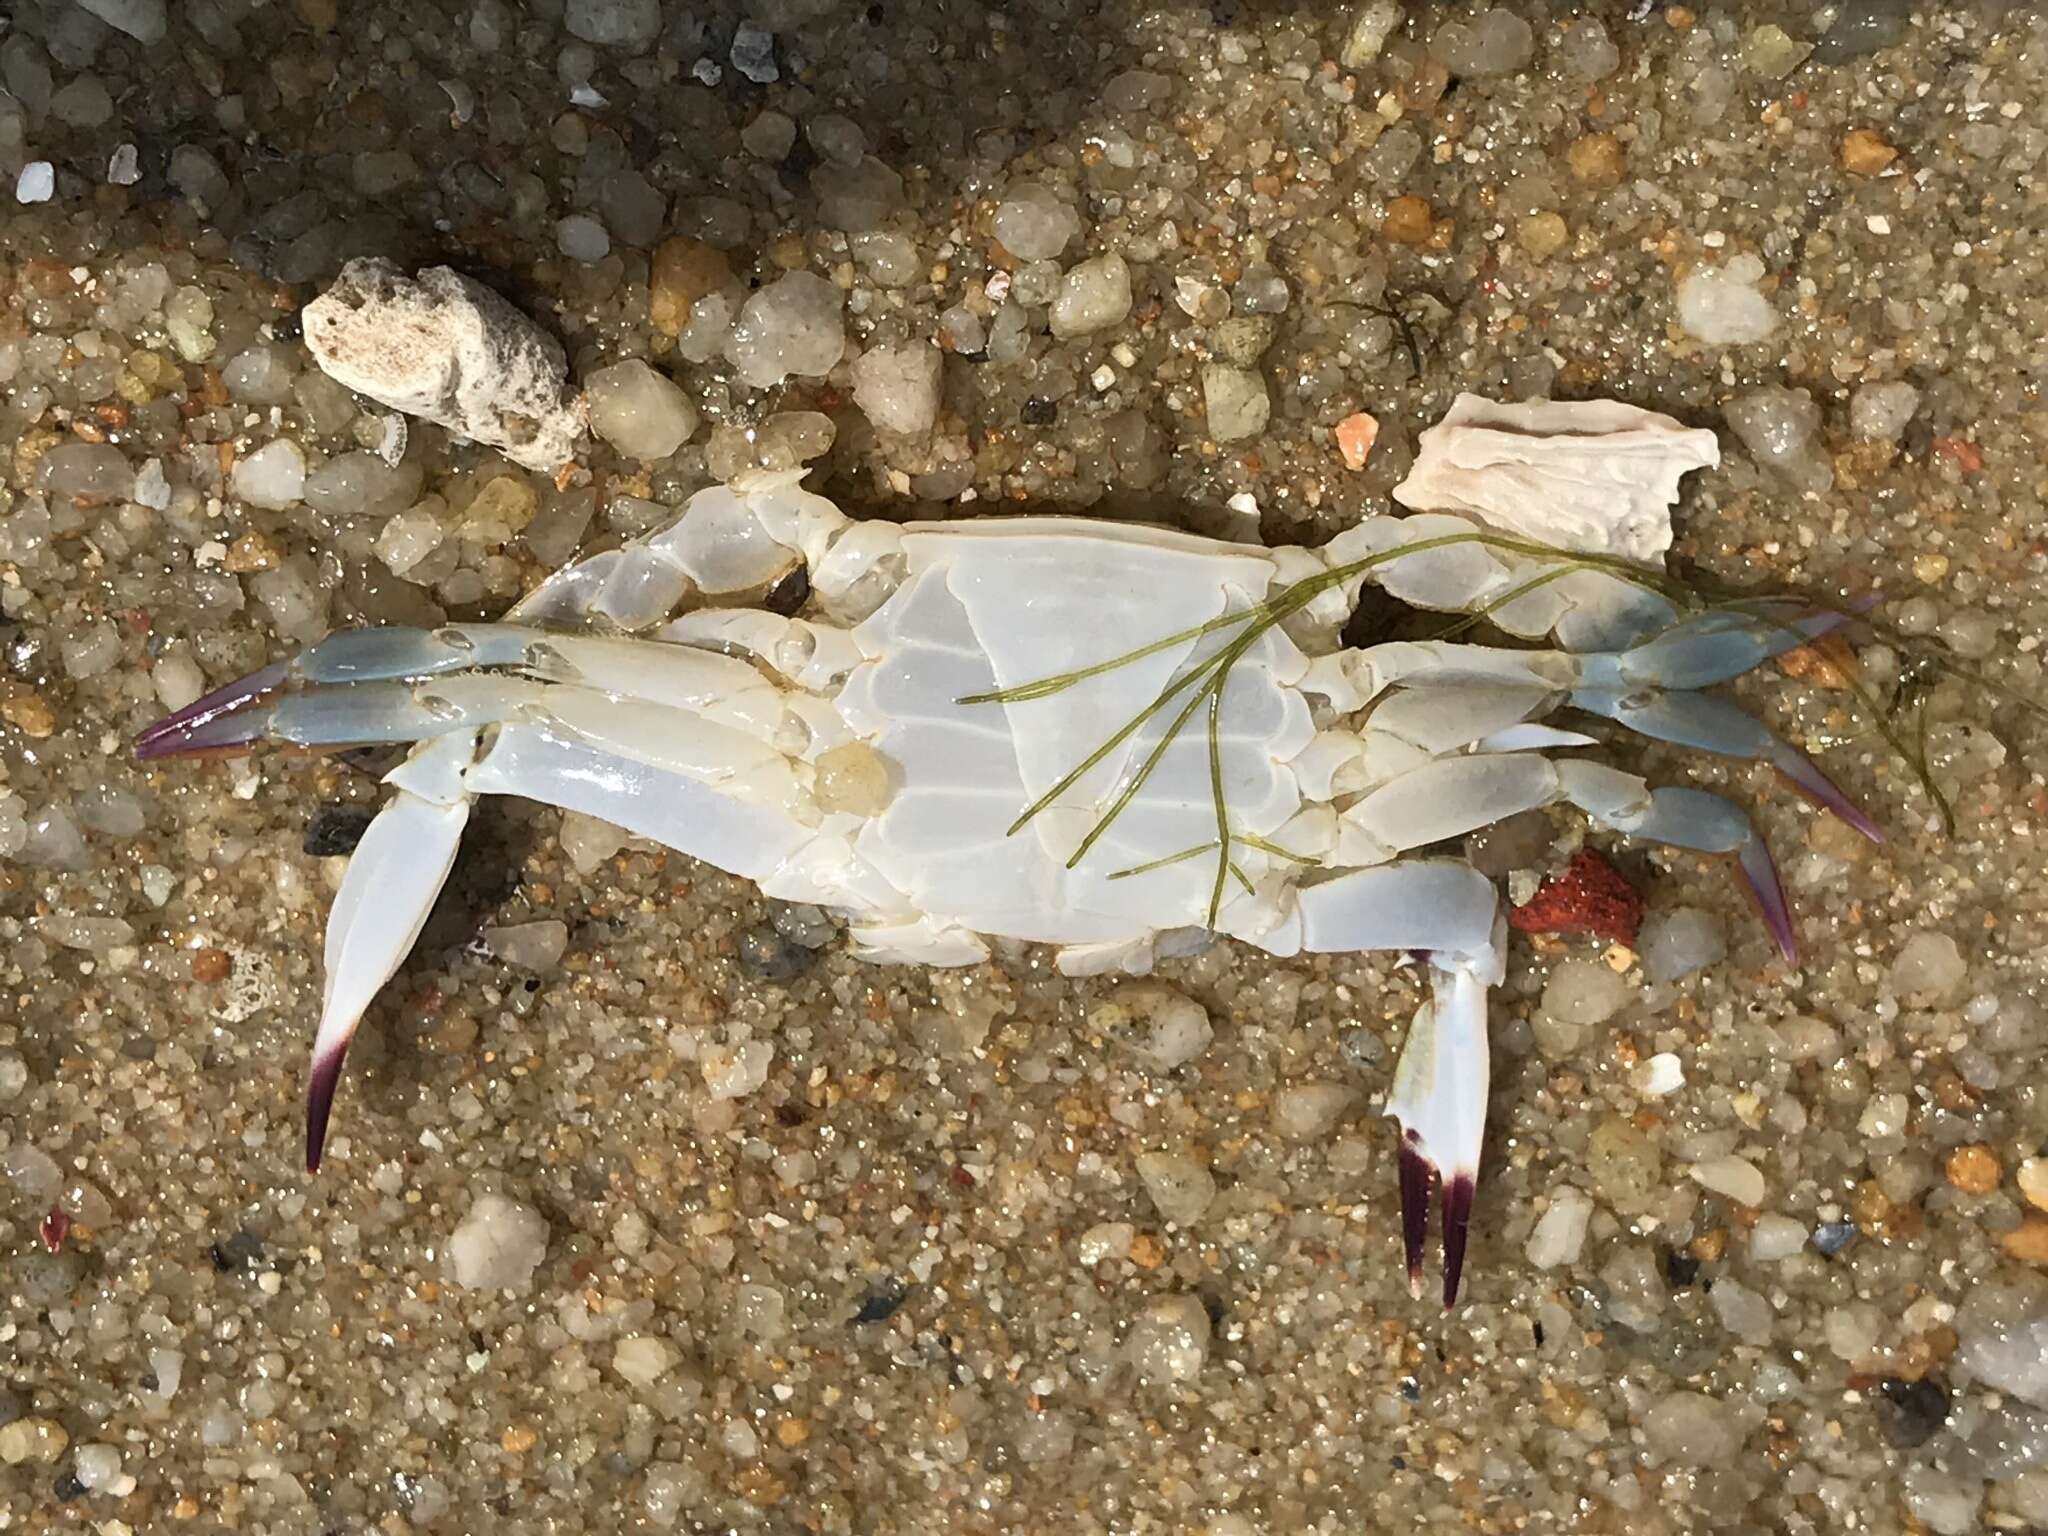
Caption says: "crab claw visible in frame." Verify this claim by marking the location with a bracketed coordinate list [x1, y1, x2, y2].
[1386, 950, 1496, 1308]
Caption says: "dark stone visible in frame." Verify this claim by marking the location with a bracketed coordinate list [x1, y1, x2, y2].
[1020, 396, 1057, 426]
[303, 803, 375, 857]
[52, 1472, 87, 1503]
[736, 923, 813, 982]
[1878, 1376, 1950, 1449]
[210, 1229, 265, 1272]
[852, 1284, 906, 1324]
[1661, 1246, 1701, 1289]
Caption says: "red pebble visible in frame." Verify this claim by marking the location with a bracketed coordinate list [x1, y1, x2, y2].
[40, 1206, 70, 1253]
[1508, 850, 1644, 946]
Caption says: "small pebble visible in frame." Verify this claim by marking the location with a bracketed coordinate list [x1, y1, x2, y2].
[585, 360, 697, 461]
[1690, 1155, 1766, 1208]
[612, 1336, 675, 1388]
[2019, 1157, 2048, 1213]
[1334, 412, 1379, 469]
[16, 162, 55, 205]
[1749, 1213, 1807, 1261]
[230, 440, 306, 510]
[1125, 1294, 1210, 1385]
[1135, 1151, 1216, 1226]
[1676, 255, 1776, 345]
[851, 342, 943, 437]
[726, 271, 845, 388]
[1642, 1391, 1741, 1464]
[1116, 983, 1213, 1071]
[1049, 254, 1133, 338]
[1891, 931, 1966, 1003]
[1271, 1083, 1356, 1139]
[993, 184, 1082, 261]
[1841, 128, 1899, 175]
[1523, 1186, 1593, 1269]
[1850, 380, 1920, 442]
[1637, 907, 1727, 983]
[1202, 363, 1270, 442]
[484, 920, 569, 973]
[1077, 1222, 1135, 1265]
[445, 1193, 549, 1291]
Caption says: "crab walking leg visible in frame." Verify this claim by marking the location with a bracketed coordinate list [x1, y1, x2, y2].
[306, 731, 479, 1171]
[1338, 753, 1799, 961]
[1568, 686, 1882, 843]
[1295, 861, 1504, 1306]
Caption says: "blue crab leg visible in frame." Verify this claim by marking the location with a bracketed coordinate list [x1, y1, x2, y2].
[307, 743, 474, 1170]
[1594, 602, 1856, 692]
[1570, 686, 1882, 844]
[1554, 763, 1798, 963]
[1295, 861, 1502, 1306]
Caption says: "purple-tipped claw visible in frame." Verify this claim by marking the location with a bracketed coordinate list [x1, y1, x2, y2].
[1774, 747, 1885, 846]
[1440, 1174, 1474, 1310]
[1737, 835, 1798, 966]
[1399, 1139, 1431, 1301]
[306, 1040, 347, 1173]
[133, 661, 288, 761]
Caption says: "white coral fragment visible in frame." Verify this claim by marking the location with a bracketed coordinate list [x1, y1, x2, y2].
[303, 258, 587, 472]
[1392, 393, 1721, 565]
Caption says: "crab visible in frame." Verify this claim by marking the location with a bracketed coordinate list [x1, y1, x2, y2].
[134, 397, 1882, 1304]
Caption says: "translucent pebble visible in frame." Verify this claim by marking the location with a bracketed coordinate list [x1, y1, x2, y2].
[585, 359, 698, 460]
[811, 157, 903, 232]
[1119, 983, 1212, 1071]
[23, 806, 88, 871]
[230, 440, 306, 510]
[1201, 363, 1270, 442]
[939, 306, 986, 353]
[223, 345, 295, 406]
[76, 785, 145, 836]
[1690, 1154, 1767, 1207]
[849, 230, 918, 287]
[1012, 1410, 1076, 1464]
[4, 1144, 63, 1203]
[445, 1193, 549, 1291]
[375, 505, 447, 575]
[1126, 1294, 1210, 1385]
[1049, 254, 1132, 337]
[139, 865, 175, 906]
[303, 451, 422, 518]
[107, 144, 141, 186]
[731, 1281, 786, 1338]
[483, 920, 569, 972]
[1726, 386, 1833, 494]
[1675, 255, 1776, 345]
[1272, 1083, 1357, 1139]
[559, 811, 629, 874]
[1638, 907, 1727, 983]
[851, 342, 943, 436]
[725, 272, 845, 388]
[741, 111, 796, 161]
[1135, 1150, 1216, 1226]
[1891, 931, 1966, 1003]
[1076, 1222, 1135, 1265]
[149, 1347, 184, 1399]
[41, 442, 134, 505]
[73, 1444, 123, 1491]
[702, 1038, 774, 1099]
[993, 183, 1083, 261]
[556, 214, 611, 263]
[168, 145, 230, 214]
[812, 742, 892, 815]
[1826, 1301, 1885, 1362]
[806, 113, 866, 168]
[564, 0, 660, 49]
[642, 1464, 691, 1526]
[1339, 1, 1402, 68]
[75, 0, 166, 42]
[1630, 1052, 1684, 1098]
[1642, 1391, 1741, 1464]
[1900, 1468, 1982, 1536]
[612, 1336, 675, 1388]
[1749, 1213, 1808, 1261]
[60, 620, 122, 679]
[1431, 10, 1534, 75]
[39, 913, 135, 951]
[0, 1052, 26, 1099]
[730, 20, 778, 83]
[52, 76, 113, 129]
[16, 162, 56, 205]
[1850, 380, 1920, 442]
[250, 562, 329, 643]
[1554, 18, 1619, 80]
[1524, 1187, 1593, 1268]
[599, 170, 666, 249]
[1711, 1279, 1774, 1343]
[1539, 958, 1631, 1027]
[1232, 264, 1289, 315]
